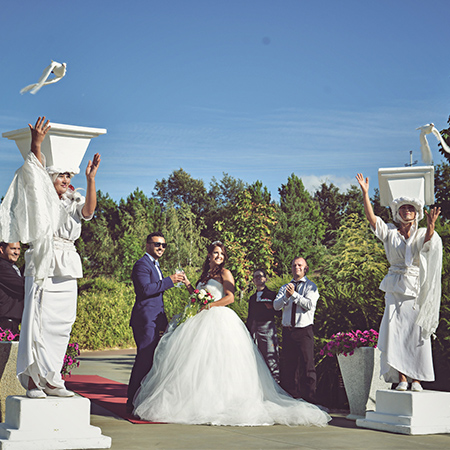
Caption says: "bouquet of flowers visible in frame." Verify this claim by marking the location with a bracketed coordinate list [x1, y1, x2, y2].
[0, 326, 19, 342]
[320, 329, 378, 357]
[61, 342, 81, 377]
[177, 288, 215, 325]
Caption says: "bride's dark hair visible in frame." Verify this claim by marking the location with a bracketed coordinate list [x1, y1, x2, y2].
[198, 241, 228, 285]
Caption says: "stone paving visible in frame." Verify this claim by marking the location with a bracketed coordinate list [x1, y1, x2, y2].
[75, 349, 450, 450]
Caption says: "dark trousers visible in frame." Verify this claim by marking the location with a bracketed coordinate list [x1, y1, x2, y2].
[280, 325, 316, 403]
[249, 320, 280, 383]
[127, 314, 167, 408]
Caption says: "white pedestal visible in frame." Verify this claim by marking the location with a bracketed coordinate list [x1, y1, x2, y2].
[0, 396, 111, 449]
[356, 389, 450, 435]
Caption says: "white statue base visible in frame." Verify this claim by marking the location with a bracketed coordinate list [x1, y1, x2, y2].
[356, 389, 450, 435]
[0, 396, 111, 449]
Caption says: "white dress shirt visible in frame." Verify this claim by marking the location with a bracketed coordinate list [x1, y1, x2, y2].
[273, 276, 319, 328]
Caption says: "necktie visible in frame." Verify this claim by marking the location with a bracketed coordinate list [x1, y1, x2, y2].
[154, 260, 163, 281]
[12, 264, 21, 277]
[290, 281, 301, 327]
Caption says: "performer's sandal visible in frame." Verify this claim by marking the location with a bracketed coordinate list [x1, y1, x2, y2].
[411, 382, 423, 392]
[395, 381, 408, 391]
[26, 388, 47, 398]
[44, 386, 75, 397]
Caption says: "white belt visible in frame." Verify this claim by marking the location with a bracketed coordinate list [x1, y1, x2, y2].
[53, 236, 76, 251]
[388, 265, 419, 277]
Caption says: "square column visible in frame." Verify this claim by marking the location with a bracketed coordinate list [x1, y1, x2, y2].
[0, 396, 111, 449]
[356, 389, 450, 435]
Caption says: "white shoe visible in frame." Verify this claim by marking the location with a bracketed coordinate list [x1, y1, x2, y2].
[44, 386, 75, 397]
[395, 381, 408, 391]
[26, 388, 47, 398]
[411, 382, 423, 392]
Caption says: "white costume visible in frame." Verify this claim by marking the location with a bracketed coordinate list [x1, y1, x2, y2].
[133, 279, 330, 427]
[0, 152, 91, 390]
[372, 213, 442, 383]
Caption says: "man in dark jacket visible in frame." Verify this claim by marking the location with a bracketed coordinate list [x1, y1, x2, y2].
[0, 242, 24, 335]
[246, 268, 280, 383]
[126, 232, 184, 414]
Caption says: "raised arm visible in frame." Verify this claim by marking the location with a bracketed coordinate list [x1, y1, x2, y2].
[356, 173, 377, 229]
[28, 116, 51, 166]
[82, 153, 101, 219]
[424, 206, 441, 243]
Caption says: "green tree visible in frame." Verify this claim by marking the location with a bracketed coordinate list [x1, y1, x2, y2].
[317, 213, 388, 333]
[314, 213, 388, 407]
[154, 168, 209, 217]
[342, 185, 365, 220]
[115, 189, 163, 282]
[77, 191, 120, 278]
[273, 174, 326, 275]
[437, 115, 450, 163]
[161, 202, 207, 272]
[313, 182, 345, 248]
[215, 188, 277, 294]
[435, 161, 450, 221]
[371, 188, 391, 223]
[205, 173, 247, 240]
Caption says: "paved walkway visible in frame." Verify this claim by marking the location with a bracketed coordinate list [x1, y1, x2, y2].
[74, 349, 450, 450]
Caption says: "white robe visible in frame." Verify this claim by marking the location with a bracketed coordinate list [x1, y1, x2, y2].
[373, 217, 442, 382]
[0, 152, 91, 389]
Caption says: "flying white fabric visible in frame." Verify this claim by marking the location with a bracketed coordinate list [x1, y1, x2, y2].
[20, 60, 67, 95]
[416, 123, 450, 164]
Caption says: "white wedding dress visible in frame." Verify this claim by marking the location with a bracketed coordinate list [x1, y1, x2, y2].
[133, 279, 330, 427]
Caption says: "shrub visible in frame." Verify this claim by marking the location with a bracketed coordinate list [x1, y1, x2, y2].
[72, 277, 136, 350]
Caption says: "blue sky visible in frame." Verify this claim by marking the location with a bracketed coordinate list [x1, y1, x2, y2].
[1, 0, 449, 202]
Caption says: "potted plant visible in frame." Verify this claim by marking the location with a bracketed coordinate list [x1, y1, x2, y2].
[320, 329, 390, 420]
[61, 343, 81, 378]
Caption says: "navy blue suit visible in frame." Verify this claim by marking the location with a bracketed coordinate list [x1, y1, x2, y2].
[127, 254, 174, 408]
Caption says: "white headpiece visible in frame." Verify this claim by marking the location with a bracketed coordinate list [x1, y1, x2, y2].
[390, 197, 424, 223]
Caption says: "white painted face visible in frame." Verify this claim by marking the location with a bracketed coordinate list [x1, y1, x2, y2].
[398, 204, 416, 221]
[53, 172, 71, 198]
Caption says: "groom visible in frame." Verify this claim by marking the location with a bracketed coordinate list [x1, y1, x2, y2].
[126, 232, 184, 413]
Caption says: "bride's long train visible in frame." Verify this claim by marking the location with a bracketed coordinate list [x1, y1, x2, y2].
[133, 287, 330, 426]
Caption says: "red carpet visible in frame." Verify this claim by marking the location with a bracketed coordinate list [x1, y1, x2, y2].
[64, 374, 163, 424]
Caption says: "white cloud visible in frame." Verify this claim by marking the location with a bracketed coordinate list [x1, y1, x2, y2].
[300, 174, 355, 194]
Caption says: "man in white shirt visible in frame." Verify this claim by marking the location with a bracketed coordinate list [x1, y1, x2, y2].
[274, 257, 319, 403]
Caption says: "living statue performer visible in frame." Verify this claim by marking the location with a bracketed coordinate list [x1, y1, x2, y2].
[0, 116, 101, 398]
[356, 173, 442, 391]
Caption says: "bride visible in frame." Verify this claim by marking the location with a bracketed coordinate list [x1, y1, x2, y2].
[133, 241, 330, 427]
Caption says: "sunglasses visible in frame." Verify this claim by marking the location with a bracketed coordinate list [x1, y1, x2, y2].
[150, 242, 167, 248]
